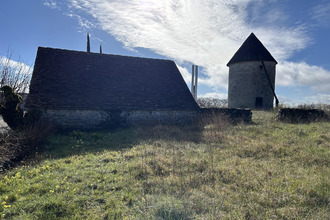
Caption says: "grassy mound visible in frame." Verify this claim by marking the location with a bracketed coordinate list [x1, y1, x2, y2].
[0, 111, 329, 219]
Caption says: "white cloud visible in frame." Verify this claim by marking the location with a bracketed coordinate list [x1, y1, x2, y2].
[43, 0, 58, 9]
[311, 2, 330, 27]
[0, 56, 31, 74]
[200, 92, 227, 100]
[176, 64, 192, 86]
[63, 0, 328, 95]
[277, 61, 330, 93]
[276, 94, 330, 106]
[0, 56, 32, 93]
[76, 14, 95, 29]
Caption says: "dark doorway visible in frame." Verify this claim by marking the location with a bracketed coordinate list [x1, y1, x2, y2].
[255, 97, 263, 108]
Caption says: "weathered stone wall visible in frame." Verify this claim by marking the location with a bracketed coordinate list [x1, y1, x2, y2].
[228, 61, 276, 109]
[277, 108, 329, 123]
[41, 109, 103, 130]
[128, 110, 198, 124]
[40, 109, 198, 130]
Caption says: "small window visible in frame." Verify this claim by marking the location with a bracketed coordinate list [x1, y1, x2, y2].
[255, 97, 263, 108]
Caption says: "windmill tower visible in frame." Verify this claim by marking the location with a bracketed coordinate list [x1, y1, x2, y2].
[227, 33, 278, 109]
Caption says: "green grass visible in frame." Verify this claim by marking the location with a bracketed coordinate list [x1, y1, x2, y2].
[1, 111, 329, 219]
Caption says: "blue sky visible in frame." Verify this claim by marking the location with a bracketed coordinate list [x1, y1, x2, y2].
[1, 0, 330, 105]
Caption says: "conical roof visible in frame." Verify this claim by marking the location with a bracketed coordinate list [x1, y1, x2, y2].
[227, 33, 277, 66]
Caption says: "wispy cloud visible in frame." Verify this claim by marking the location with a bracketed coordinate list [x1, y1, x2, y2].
[43, 0, 58, 9]
[66, 0, 309, 60]
[311, 2, 330, 27]
[60, 0, 328, 95]
[66, 13, 95, 30]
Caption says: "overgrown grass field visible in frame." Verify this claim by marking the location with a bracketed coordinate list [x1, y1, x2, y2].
[0, 111, 329, 219]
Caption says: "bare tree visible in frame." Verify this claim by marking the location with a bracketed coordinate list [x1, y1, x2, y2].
[197, 97, 228, 108]
[0, 51, 31, 99]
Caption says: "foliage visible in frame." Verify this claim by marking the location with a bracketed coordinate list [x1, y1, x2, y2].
[0, 119, 54, 171]
[0, 111, 329, 219]
[0, 86, 24, 130]
[0, 86, 44, 130]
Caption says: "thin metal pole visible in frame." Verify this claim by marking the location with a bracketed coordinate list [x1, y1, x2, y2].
[191, 65, 195, 96]
[195, 65, 198, 99]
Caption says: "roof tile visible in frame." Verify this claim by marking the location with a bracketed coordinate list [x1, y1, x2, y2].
[26, 47, 199, 111]
[227, 33, 277, 66]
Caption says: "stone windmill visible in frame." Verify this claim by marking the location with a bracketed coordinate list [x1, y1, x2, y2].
[227, 33, 279, 109]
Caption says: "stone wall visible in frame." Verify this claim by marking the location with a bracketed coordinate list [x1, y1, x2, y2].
[228, 61, 276, 109]
[40, 109, 198, 130]
[277, 108, 329, 123]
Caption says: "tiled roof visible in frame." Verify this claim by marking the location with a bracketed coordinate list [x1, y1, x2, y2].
[227, 33, 277, 66]
[26, 47, 199, 111]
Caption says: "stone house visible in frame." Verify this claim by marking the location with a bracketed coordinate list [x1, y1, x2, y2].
[227, 33, 278, 109]
[26, 47, 199, 129]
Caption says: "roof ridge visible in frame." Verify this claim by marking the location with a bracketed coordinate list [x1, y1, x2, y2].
[37, 46, 173, 62]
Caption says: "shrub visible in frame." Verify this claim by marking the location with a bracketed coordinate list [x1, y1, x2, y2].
[0, 119, 54, 171]
[0, 86, 24, 130]
[0, 86, 47, 131]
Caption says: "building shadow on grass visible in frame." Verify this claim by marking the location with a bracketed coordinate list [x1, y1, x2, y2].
[43, 124, 204, 160]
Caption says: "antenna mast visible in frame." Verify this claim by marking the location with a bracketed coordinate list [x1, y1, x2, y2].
[87, 33, 90, 53]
